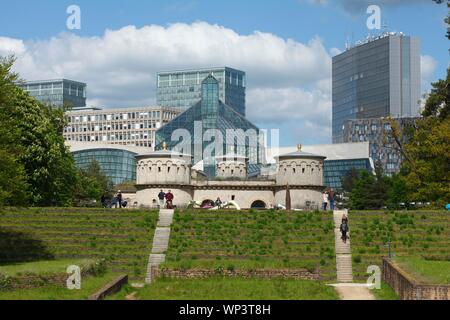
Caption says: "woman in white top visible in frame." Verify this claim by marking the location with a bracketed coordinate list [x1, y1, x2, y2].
[322, 192, 329, 211]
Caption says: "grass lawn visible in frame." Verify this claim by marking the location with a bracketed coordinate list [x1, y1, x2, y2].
[371, 282, 400, 300]
[109, 277, 339, 300]
[166, 210, 336, 280]
[0, 272, 119, 300]
[0, 259, 93, 277]
[394, 257, 450, 285]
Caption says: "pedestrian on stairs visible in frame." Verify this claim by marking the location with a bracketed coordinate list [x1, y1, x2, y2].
[165, 190, 174, 209]
[340, 221, 349, 244]
[342, 214, 348, 224]
[158, 190, 166, 208]
[322, 191, 328, 211]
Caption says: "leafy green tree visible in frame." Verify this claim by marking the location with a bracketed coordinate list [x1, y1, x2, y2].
[75, 160, 114, 201]
[0, 56, 79, 206]
[422, 68, 449, 120]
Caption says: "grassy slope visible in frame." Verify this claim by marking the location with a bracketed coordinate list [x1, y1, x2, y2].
[165, 210, 337, 281]
[110, 277, 339, 300]
[349, 210, 450, 281]
[0, 208, 158, 280]
[394, 257, 450, 285]
[0, 259, 93, 277]
[0, 272, 118, 300]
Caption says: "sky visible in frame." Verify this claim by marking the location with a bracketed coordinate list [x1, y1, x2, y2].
[0, 0, 448, 146]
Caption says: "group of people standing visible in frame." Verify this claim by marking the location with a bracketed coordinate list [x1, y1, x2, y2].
[101, 191, 125, 209]
[158, 190, 174, 209]
[322, 189, 336, 211]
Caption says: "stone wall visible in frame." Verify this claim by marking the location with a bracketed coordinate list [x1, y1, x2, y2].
[382, 258, 450, 300]
[155, 268, 319, 280]
[277, 159, 324, 186]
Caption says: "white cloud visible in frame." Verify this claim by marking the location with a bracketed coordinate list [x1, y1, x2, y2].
[421, 54, 437, 84]
[0, 22, 333, 145]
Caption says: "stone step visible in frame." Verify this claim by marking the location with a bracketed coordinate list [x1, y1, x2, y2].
[151, 228, 171, 254]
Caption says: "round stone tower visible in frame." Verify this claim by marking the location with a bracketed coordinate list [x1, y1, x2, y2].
[135, 148, 193, 208]
[274, 145, 326, 209]
[216, 154, 248, 179]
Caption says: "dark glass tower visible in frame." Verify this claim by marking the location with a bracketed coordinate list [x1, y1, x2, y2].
[332, 33, 420, 143]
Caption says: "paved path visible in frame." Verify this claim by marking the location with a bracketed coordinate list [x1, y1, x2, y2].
[145, 209, 174, 284]
[330, 283, 376, 300]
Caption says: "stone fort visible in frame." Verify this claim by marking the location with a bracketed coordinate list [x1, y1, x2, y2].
[133, 146, 326, 210]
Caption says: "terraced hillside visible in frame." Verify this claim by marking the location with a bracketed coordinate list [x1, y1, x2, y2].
[0, 208, 158, 280]
[165, 210, 337, 281]
[349, 211, 450, 280]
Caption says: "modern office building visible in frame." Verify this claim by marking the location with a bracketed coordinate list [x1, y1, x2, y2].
[332, 32, 421, 143]
[155, 75, 265, 177]
[157, 67, 246, 116]
[67, 142, 149, 185]
[64, 106, 180, 149]
[273, 142, 374, 190]
[17, 79, 87, 108]
[343, 117, 419, 176]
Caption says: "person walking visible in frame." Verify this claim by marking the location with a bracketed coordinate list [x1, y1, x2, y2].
[158, 190, 166, 208]
[328, 189, 336, 211]
[341, 214, 349, 224]
[101, 194, 107, 208]
[340, 220, 349, 244]
[165, 190, 174, 209]
[322, 191, 328, 211]
[117, 190, 123, 209]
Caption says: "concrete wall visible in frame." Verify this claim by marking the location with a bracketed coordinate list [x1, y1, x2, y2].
[137, 157, 190, 185]
[216, 161, 247, 179]
[276, 159, 324, 186]
[275, 189, 322, 210]
[193, 189, 274, 209]
[136, 187, 192, 209]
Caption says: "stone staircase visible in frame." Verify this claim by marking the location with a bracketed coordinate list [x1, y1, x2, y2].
[145, 209, 174, 284]
[334, 210, 353, 283]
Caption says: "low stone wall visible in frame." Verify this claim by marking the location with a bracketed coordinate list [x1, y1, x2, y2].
[155, 268, 319, 280]
[89, 275, 128, 300]
[382, 258, 450, 300]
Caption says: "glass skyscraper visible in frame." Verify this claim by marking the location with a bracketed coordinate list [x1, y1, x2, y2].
[332, 33, 421, 143]
[156, 75, 264, 177]
[17, 79, 87, 108]
[157, 67, 246, 116]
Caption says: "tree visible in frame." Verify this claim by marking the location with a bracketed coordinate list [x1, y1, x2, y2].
[341, 168, 360, 193]
[0, 56, 79, 206]
[422, 68, 450, 120]
[401, 117, 450, 206]
[74, 160, 114, 205]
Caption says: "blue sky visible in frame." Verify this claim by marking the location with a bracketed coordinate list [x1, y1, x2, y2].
[0, 0, 448, 146]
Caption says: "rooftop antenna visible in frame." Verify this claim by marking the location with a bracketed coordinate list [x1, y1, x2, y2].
[382, 20, 389, 36]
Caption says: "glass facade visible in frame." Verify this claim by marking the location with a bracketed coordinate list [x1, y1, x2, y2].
[332, 34, 420, 143]
[18, 79, 87, 108]
[157, 67, 246, 116]
[156, 75, 264, 177]
[72, 148, 137, 185]
[324, 158, 373, 190]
